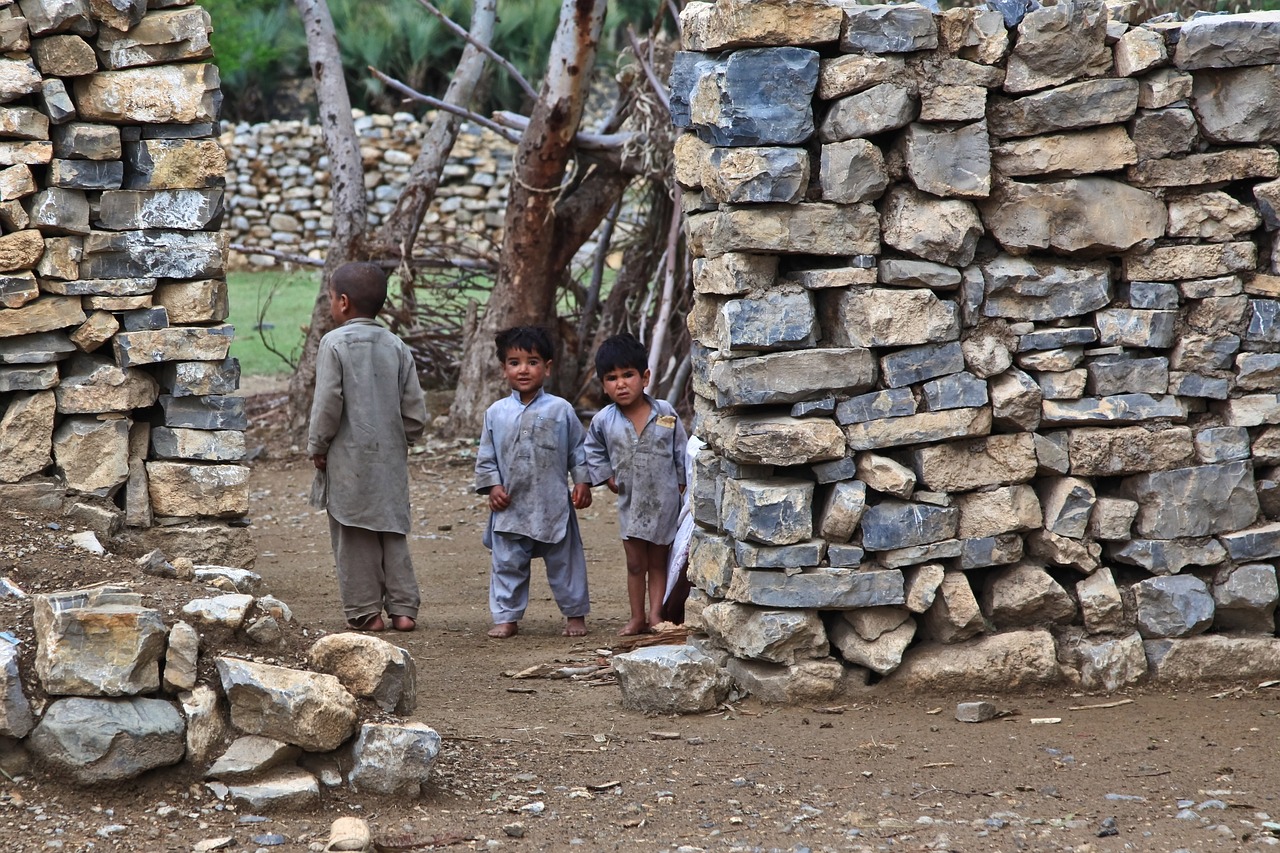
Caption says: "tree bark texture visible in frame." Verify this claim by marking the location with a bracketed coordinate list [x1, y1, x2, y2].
[287, 0, 370, 435]
[446, 0, 610, 436]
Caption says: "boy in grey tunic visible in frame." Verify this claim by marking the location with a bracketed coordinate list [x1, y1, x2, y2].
[308, 262, 427, 632]
[585, 333, 687, 635]
[475, 326, 593, 639]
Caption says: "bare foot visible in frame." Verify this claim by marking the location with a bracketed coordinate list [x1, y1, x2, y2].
[391, 615, 416, 632]
[647, 612, 664, 630]
[617, 618, 648, 636]
[347, 613, 386, 632]
[488, 622, 518, 639]
[564, 616, 588, 637]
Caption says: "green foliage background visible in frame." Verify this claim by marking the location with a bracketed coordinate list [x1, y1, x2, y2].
[204, 0, 660, 122]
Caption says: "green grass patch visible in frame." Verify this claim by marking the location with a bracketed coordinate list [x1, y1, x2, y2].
[226, 269, 320, 377]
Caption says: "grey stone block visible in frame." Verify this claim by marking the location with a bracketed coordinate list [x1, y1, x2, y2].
[1128, 280, 1179, 309]
[1085, 355, 1168, 396]
[157, 395, 248, 431]
[880, 341, 965, 389]
[921, 371, 988, 411]
[1134, 575, 1214, 639]
[860, 501, 958, 551]
[834, 387, 916, 425]
[1017, 326, 1097, 351]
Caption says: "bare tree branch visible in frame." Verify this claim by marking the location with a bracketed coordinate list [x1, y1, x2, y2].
[413, 0, 538, 102]
[377, 0, 498, 279]
[627, 27, 670, 115]
[372, 69, 521, 143]
[490, 110, 639, 151]
[646, 190, 682, 382]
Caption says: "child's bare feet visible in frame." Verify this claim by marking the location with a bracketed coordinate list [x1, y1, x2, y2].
[564, 616, 588, 637]
[488, 622, 518, 639]
[347, 613, 386, 632]
[617, 618, 648, 636]
[391, 615, 416, 632]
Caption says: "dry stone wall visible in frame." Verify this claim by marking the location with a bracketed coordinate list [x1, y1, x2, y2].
[220, 114, 514, 269]
[0, 0, 247, 545]
[674, 0, 1280, 699]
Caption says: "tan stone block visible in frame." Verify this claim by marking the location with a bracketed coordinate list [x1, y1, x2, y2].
[1123, 242, 1256, 281]
[146, 461, 249, 518]
[69, 310, 118, 353]
[53, 415, 130, 496]
[992, 125, 1137, 178]
[0, 230, 44, 273]
[0, 295, 85, 338]
[954, 484, 1042, 538]
[37, 236, 82, 281]
[73, 64, 220, 124]
[844, 407, 991, 452]
[30, 34, 98, 77]
[0, 390, 55, 482]
[152, 279, 227, 324]
[0, 164, 35, 200]
[1066, 425, 1194, 476]
[912, 433, 1038, 492]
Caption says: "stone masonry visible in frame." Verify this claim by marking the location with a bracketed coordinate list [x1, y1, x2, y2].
[675, 0, 1280, 698]
[0, 0, 248, 546]
[220, 114, 513, 269]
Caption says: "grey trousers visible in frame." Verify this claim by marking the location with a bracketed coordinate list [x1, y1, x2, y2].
[328, 515, 421, 622]
[488, 514, 590, 623]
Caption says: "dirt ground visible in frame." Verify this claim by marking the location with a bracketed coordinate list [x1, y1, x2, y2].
[6, 394, 1280, 852]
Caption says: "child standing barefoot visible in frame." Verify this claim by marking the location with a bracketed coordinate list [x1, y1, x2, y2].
[308, 262, 427, 633]
[475, 326, 593, 639]
[585, 334, 687, 635]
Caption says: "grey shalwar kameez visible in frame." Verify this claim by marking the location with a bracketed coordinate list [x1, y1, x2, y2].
[307, 318, 427, 623]
[584, 395, 687, 545]
[475, 388, 591, 623]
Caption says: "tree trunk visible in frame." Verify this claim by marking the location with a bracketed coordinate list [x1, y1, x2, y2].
[286, 0, 369, 436]
[446, 0, 610, 436]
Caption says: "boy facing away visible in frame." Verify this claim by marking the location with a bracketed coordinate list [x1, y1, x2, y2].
[585, 333, 688, 635]
[308, 261, 427, 632]
[474, 326, 593, 639]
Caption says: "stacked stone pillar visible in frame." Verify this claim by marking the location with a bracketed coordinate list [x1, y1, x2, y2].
[674, 0, 1280, 699]
[0, 0, 245, 544]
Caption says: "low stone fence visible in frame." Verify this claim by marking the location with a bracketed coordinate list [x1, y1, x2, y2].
[674, 0, 1280, 699]
[220, 114, 514, 269]
[0, 545, 436, 800]
[0, 0, 249, 543]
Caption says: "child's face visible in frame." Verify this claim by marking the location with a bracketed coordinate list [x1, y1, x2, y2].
[600, 365, 649, 409]
[502, 347, 550, 402]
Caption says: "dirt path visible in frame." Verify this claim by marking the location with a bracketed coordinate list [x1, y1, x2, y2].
[245, 443, 1280, 852]
[5, 420, 1280, 851]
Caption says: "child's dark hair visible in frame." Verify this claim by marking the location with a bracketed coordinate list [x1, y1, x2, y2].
[594, 333, 649, 380]
[330, 261, 387, 316]
[495, 326, 554, 361]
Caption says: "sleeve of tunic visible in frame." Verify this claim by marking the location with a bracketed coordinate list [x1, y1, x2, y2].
[399, 345, 427, 444]
[670, 405, 689, 488]
[474, 406, 502, 493]
[583, 411, 613, 486]
[567, 407, 590, 486]
[306, 337, 343, 456]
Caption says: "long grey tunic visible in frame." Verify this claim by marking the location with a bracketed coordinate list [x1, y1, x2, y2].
[584, 395, 687, 545]
[307, 318, 427, 534]
[475, 388, 590, 544]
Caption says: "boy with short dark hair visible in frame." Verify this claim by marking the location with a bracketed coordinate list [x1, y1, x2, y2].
[585, 333, 687, 635]
[308, 261, 427, 632]
[475, 326, 593, 639]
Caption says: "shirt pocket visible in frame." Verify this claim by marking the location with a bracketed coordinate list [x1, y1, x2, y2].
[532, 418, 560, 452]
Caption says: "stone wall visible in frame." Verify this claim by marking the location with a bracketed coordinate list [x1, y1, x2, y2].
[674, 0, 1280, 699]
[0, 0, 246, 541]
[220, 114, 514, 269]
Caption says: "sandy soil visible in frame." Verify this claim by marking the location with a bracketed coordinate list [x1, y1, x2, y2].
[4, 395, 1280, 852]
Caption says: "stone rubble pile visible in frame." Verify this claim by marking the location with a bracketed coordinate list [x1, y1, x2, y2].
[670, 0, 1280, 702]
[0, 0, 249, 545]
[219, 113, 514, 269]
[2, 565, 437, 803]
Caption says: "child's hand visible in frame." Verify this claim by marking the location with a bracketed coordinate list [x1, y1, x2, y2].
[572, 483, 592, 509]
[606, 476, 619, 494]
[488, 484, 511, 512]
[311, 454, 327, 471]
